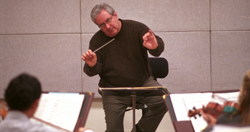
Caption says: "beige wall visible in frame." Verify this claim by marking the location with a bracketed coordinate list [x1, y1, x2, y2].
[1, 0, 250, 97]
[0, 0, 250, 131]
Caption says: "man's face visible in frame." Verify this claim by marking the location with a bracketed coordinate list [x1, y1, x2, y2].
[95, 10, 121, 37]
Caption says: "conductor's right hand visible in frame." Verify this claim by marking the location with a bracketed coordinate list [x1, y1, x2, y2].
[81, 49, 97, 67]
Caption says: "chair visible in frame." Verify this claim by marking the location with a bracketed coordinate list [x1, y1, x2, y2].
[148, 57, 169, 80]
[126, 57, 169, 117]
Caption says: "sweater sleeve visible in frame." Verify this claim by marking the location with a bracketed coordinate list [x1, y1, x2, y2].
[83, 61, 102, 77]
[148, 35, 164, 57]
[83, 34, 104, 77]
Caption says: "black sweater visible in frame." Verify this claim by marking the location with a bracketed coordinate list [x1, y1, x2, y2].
[84, 19, 164, 87]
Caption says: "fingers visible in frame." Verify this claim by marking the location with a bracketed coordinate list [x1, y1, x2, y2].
[142, 30, 158, 49]
[148, 30, 154, 35]
[81, 49, 97, 67]
[143, 32, 149, 41]
[201, 110, 217, 126]
[143, 30, 150, 41]
[143, 30, 154, 40]
[77, 127, 87, 132]
[78, 127, 94, 132]
[81, 49, 95, 61]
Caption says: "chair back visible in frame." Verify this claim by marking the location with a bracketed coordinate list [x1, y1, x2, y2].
[149, 57, 169, 79]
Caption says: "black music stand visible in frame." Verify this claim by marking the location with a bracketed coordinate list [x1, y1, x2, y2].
[100, 87, 168, 132]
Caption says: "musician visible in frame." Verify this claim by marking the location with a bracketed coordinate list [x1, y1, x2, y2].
[0, 73, 93, 132]
[81, 3, 169, 132]
[202, 69, 250, 131]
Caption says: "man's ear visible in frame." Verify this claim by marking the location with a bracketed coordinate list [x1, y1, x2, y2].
[113, 12, 118, 17]
[31, 99, 40, 110]
[24, 99, 40, 118]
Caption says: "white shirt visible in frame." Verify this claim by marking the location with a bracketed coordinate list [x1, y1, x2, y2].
[0, 111, 60, 132]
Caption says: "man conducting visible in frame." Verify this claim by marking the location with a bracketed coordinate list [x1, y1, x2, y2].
[81, 3, 168, 132]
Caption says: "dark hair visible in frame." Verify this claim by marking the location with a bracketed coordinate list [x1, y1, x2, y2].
[4, 73, 42, 111]
[90, 3, 115, 25]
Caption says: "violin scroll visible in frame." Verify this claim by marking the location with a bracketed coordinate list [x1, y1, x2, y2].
[188, 107, 202, 119]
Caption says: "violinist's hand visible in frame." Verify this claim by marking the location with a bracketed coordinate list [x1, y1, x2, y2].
[201, 110, 217, 126]
[81, 49, 97, 67]
[142, 30, 158, 50]
[77, 127, 94, 132]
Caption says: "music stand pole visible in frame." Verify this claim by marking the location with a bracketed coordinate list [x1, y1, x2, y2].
[132, 94, 136, 132]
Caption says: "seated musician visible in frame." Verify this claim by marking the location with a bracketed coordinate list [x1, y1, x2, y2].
[0, 73, 93, 132]
[202, 69, 250, 131]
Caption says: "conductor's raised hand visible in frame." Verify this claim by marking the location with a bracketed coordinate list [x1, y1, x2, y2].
[81, 49, 97, 67]
[142, 30, 158, 50]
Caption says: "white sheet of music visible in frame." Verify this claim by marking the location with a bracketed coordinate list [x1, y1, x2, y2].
[170, 91, 239, 132]
[212, 124, 250, 132]
[185, 93, 214, 132]
[34, 92, 85, 132]
[170, 93, 201, 121]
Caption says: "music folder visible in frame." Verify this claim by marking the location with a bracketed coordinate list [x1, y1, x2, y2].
[31, 92, 94, 132]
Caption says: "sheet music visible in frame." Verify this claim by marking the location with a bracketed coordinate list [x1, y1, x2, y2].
[170, 93, 202, 121]
[188, 92, 239, 132]
[170, 91, 239, 132]
[212, 124, 250, 132]
[213, 92, 239, 102]
[34, 92, 85, 131]
[184, 93, 214, 132]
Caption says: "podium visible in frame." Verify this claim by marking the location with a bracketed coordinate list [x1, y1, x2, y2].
[99, 86, 168, 132]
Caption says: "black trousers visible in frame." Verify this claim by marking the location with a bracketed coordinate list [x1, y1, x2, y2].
[101, 76, 168, 132]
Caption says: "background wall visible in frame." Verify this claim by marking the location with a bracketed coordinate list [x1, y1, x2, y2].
[0, 0, 250, 131]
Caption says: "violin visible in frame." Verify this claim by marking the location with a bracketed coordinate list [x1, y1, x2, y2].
[187, 94, 239, 119]
[0, 102, 8, 120]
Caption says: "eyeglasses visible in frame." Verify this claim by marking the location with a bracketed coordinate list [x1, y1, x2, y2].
[98, 16, 113, 29]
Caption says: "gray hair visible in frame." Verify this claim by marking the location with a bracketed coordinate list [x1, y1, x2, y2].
[90, 3, 115, 25]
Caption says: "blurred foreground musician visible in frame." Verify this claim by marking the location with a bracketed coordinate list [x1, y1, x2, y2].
[0, 73, 93, 132]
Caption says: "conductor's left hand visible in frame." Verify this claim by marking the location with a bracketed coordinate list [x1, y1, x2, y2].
[142, 30, 158, 50]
